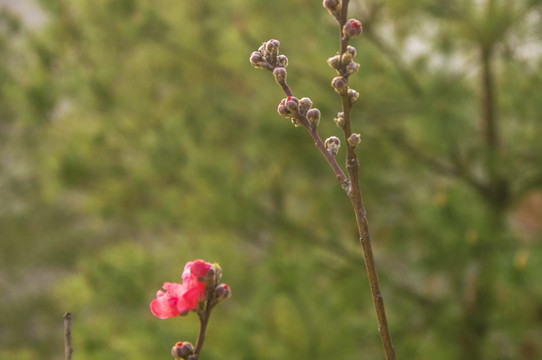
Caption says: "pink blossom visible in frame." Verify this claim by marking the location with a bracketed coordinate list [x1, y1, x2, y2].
[150, 260, 213, 319]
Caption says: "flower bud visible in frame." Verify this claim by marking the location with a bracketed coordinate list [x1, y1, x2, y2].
[285, 96, 299, 112]
[307, 108, 321, 127]
[265, 39, 280, 58]
[273, 67, 287, 85]
[171, 342, 194, 360]
[331, 76, 348, 94]
[323, 0, 342, 16]
[341, 51, 353, 65]
[347, 133, 361, 147]
[250, 51, 267, 69]
[343, 19, 363, 39]
[346, 61, 359, 75]
[346, 45, 357, 58]
[327, 55, 341, 70]
[348, 89, 359, 104]
[214, 284, 231, 302]
[299, 97, 313, 116]
[277, 99, 291, 118]
[325, 136, 341, 156]
[334, 112, 345, 127]
[277, 55, 288, 68]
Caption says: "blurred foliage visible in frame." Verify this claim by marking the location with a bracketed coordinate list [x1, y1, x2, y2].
[1, 0, 542, 359]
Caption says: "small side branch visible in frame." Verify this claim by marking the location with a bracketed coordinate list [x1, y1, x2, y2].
[64, 312, 73, 360]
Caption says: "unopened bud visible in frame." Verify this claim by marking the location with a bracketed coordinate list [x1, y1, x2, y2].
[299, 97, 313, 115]
[277, 55, 288, 68]
[307, 108, 321, 127]
[323, 0, 342, 16]
[277, 99, 291, 118]
[341, 51, 353, 65]
[214, 284, 231, 302]
[331, 76, 348, 94]
[347, 133, 361, 147]
[250, 51, 267, 69]
[265, 39, 280, 57]
[346, 62, 359, 75]
[327, 55, 341, 70]
[343, 19, 363, 39]
[348, 89, 359, 104]
[334, 112, 345, 127]
[171, 342, 194, 360]
[346, 45, 357, 58]
[273, 67, 287, 85]
[202, 266, 217, 288]
[285, 96, 299, 112]
[325, 136, 341, 156]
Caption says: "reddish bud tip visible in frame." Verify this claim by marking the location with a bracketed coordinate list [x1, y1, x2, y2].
[171, 342, 194, 359]
[343, 19, 363, 39]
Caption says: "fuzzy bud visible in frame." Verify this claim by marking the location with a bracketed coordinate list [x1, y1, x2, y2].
[171, 342, 194, 360]
[323, 0, 342, 17]
[299, 97, 313, 116]
[346, 45, 357, 58]
[250, 51, 267, 69]
[348, 89, 359, 104]
[307, 108, 321, 127]
[334, 112, 345, 128]
[341, 51, 353, 65]
[343, 19, 363, 39]
[273, 67, 287, 85]
[347, 133, 361, 147]
[331, 76, 348, 94]
[327, 55, 341, 70]
[285, 96, 299, 112]
[277, 99, 291, 118]
[266, 39, 280, 56]
[277, 55, 288, 68]
[214, 284, 231, 302]
[325, 136, 341, 156]
[346, 62, 360, 75]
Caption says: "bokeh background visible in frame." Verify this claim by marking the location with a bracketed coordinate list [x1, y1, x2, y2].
[1, 0, 541, 359]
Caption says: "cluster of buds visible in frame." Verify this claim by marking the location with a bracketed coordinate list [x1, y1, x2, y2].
[328, 45, 360, 103]
[277, 96, 321, 128]
[250, 39, 288, 71]
[328, 45, 359, 78]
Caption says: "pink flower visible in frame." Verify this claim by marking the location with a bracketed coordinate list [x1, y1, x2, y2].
[150, 259, 213, 319]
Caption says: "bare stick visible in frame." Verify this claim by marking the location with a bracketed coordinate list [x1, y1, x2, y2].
[64, 312, 73, 360]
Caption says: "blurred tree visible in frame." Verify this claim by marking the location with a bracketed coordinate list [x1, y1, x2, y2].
[0, 0, 541, 359]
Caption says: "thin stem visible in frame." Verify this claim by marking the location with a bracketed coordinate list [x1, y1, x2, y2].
[63, 312, 73, 360]
[193, 289, 215, 358]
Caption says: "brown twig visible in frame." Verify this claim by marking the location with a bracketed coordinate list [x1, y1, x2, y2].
[64, 312, 73, 360]
[336, 2, 396, 359]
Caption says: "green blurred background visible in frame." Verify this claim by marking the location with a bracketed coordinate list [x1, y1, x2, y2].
[1, 0, 541, 359]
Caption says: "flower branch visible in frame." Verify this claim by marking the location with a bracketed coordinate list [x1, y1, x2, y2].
[250, 0, 396, 359]
[151, 260, 231, 360]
